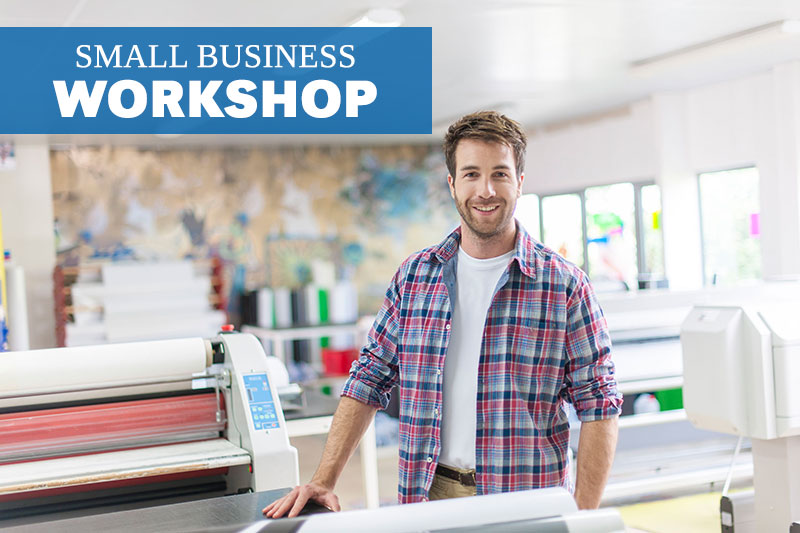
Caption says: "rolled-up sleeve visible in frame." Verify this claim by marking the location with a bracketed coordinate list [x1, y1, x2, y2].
[340, 269, 402, 409]
[562, 275, 622, 422]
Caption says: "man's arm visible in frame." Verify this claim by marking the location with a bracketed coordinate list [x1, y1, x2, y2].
[573, 416, 618, 509]
[262, 396, 378, 518]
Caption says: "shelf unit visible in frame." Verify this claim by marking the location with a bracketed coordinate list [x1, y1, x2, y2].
[241, 322, 359, 366]
[53, 258, 225, 347]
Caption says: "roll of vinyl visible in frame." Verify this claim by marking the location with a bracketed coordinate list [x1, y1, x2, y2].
[290, 289, 307, 326]
[330, 281, 357, 349]
[256, 288, 274, 329]
[0, 337, 209, 408]
[5, 265, 29, 351]
[329, 281, 358, 323]
[304, 285, 320, 326]
[264, 355, 290, 388]
[273, 288, 292, 329]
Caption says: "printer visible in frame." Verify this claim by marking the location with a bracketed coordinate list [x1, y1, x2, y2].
[682, 303, 800, 532]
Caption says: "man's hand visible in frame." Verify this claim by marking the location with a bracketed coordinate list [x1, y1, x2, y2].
[262, 481, 340, 518]
[262, 396, 377, 519]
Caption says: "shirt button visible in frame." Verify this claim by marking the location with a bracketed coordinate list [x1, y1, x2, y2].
[436, 369, 442, 376]
[445, 324, 451, 330]
[427, 456, 433, 463]
[433, 408, 439, 417]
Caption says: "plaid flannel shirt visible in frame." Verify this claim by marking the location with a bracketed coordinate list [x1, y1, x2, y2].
[341, 224, 622, 504]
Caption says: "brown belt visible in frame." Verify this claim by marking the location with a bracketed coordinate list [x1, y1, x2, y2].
[435, 463, 476, 487]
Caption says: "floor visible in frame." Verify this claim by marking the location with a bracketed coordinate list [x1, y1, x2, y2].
[619, 492, 722, 533]
[290, 435, 729, 532]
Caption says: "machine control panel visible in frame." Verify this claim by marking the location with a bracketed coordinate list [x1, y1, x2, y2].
[243, 373, 279, 430]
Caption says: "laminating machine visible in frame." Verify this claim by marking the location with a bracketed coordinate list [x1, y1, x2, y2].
[0, 332, 628, 532]
[0, 332, 299, 524]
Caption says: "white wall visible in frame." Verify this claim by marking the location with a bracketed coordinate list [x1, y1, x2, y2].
[756, 62, 800, 279]
[0, 140, 56, 349]
[524, 100, 658, 195]
[525, 61, 800, 289]
[651, 92, 704, 290]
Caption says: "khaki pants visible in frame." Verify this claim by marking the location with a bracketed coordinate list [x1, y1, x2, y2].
[428, 468, 478, 501]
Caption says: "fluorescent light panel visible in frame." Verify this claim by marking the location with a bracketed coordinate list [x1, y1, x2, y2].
[350, 8, 404, 28]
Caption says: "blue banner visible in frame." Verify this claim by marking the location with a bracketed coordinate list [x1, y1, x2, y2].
[0, 27, 432, 134]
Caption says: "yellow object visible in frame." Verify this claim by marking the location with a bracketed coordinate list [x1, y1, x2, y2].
[652, 210, 661, 230]
[618, 491, 728, 533]
[0, 209, 7, 313]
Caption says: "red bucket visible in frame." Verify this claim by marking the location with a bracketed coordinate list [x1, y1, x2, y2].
[322, 348, 359, 376]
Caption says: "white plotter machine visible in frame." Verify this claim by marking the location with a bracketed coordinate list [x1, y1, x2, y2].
[682, 303, 800, 532]
[0, 332, 299, 523]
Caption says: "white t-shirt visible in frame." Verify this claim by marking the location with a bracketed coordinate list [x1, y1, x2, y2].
[439, 246, 514, 469]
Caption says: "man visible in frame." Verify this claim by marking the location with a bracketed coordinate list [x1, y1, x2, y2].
[264, 111, 621, 518]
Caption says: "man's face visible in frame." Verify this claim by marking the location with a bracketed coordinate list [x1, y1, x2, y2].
[447, 139, 524, 240]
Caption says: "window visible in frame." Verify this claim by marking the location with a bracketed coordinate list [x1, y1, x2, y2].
[584, 183, 637, 291]
[541, 193, 585, 269]
[638, 184, 665, 284]
[514, 193, 541, 240]
[538, 181, 665, 291]
[698, 167, 761, 286]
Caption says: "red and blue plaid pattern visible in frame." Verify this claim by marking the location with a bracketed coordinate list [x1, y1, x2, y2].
[342, 224, 622, 504]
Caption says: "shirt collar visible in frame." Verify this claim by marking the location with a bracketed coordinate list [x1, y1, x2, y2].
[424, 222, 538, 280]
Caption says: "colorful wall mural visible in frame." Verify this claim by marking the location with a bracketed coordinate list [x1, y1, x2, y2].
[50, 144, 458, 314]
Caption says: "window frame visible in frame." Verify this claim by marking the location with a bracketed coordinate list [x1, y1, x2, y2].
[539, 190, 587, 270]
[696, 164, 760, 287]
[533, 179, 662, 289]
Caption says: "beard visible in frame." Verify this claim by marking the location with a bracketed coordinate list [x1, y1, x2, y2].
[452, 189, 517, 241]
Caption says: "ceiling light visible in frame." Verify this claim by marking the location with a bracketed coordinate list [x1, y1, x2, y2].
[781, 20, 800, 34]
[350, 8, 404, 28]
[630, 20, 800, 77]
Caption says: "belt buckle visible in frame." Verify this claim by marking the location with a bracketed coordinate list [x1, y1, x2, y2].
[459, 471, 476, 486]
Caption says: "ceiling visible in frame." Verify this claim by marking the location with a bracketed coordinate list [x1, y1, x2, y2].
[4, 0, 800, 147]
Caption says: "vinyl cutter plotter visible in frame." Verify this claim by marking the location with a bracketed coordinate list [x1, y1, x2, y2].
[0, 332, 299, 521]
[682, 303, 800, 532]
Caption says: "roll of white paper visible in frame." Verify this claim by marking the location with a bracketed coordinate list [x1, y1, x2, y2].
[0, 337, 209, 408]
[330, 281, 357, 349]
[304, 285, 320, 326]
[264, 355, 290, 388]
[273, 288, 292, 329]
[256, 288, 274, 329]
[5, 265, 29, 351]
[270, 488, 581, 533]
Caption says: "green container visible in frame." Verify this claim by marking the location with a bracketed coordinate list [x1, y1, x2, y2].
[319, 288, 330, 348]
[654, 387, 683, 411]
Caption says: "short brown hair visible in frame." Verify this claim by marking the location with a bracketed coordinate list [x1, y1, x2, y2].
[443, 111, 527, 178]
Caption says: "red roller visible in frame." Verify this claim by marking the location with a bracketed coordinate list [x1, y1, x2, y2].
[0, 393, 225, 464]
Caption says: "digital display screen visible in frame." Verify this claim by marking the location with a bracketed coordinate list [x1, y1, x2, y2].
[243, 373, 279, 430]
